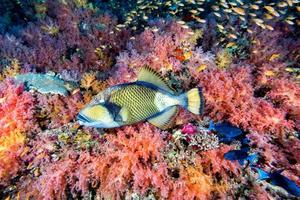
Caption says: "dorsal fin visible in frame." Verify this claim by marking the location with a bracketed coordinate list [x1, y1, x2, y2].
[137, 66, 176, 94]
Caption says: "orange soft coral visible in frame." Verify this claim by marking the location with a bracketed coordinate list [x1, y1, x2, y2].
[171, 156, 228, 200]
[80, 72, 108, 94]
[0, 79, 36, 134]
[0, 130, 26, 184]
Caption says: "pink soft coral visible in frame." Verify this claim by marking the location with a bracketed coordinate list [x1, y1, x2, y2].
[35, 93, 83, 129]
[266, 78, 300, 130]
[91, 124, 170, 199]
[0, 1, 129, 74]
[197, 66, 294, 135]
[111, 20, 195, 85]
[0, 79, 35, 184]
[248, 132, 300, 186]
[249, 28, 300, 66]
[20, 123, 235, 199]
[20, 151, 95, 199]
[20, 124, 170, 199]
[199, 144, 241, 179]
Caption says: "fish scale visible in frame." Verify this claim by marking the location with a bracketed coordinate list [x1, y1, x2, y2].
[109, 84, 159, 123]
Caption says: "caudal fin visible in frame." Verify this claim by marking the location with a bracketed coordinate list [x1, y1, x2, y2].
[184, 87, 204, 115]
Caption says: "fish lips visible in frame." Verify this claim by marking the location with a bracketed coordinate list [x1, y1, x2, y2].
[77, 112, 91, 123]
[77, 112, 120, 128]
[77, 113, 103, 127]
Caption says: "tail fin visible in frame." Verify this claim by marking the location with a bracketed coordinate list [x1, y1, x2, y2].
[253, 167, 270, 180]
[208, 120, 215, 131]
[182, 87, 204, 115]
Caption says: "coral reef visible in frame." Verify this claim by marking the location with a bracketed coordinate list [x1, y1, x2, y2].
[0, 79, 35, 185]
[197, 67, 295, 135]
[0, 0, 129, 74]
[35, 92, 83, 129]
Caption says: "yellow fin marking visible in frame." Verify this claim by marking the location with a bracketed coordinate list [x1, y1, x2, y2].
[148, 106, 179, 130]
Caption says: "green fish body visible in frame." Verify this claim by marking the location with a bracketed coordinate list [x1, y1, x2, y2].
[77, 66, 204, 129]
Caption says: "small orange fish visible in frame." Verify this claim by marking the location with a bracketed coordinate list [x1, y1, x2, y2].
[173, 48, 185, 61]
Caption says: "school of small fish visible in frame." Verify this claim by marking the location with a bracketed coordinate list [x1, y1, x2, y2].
[112, 0, 299, 41]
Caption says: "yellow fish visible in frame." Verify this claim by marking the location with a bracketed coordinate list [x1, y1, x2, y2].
[285, 68, 295, 72]
[197, 64, 207, 72]
[264, 70, 276, 77]
[266, 25, 274, 31]
[250, 5, 259, 10]
[264, 6, 279, 17]
[232, 7, 245, 15]
[226, 42, 236, 48]
[228, 33, 237, 39]
[77, 66, 204, 129]
[189, 9, 198, 14]
[269, 53, 280, 61]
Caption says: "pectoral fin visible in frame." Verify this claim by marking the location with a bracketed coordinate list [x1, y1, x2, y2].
[254, 168, 270, 180]
[148, 106, 179, 130]
[119, 107, 129, 122]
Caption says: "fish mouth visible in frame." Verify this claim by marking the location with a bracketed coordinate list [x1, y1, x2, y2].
[77, 113, 91, 124]
[76, 112, 105, 128]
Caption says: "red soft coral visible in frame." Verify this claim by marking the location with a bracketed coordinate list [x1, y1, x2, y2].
[248, 132, 300, 186]
[199, 144, 241, 180]
[35, 92, 83, 129]
[0, 79, 35, 185]
[20, 151, 95, 199]
[0, 79, 36, 133]
[266, 78, 300, 130]
[0, 1, 129, 74]
[90, 124, 171, 199]
[198, 66, 294, 135]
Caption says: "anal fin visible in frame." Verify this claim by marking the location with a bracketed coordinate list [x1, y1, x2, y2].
[148, 106, 179, 130]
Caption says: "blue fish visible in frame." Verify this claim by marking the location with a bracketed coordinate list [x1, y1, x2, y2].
[241, 137, 250, 145]
[224, 148, 258, 165]
[253, 168, 300, 197]
[209, 121, 243, 142]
